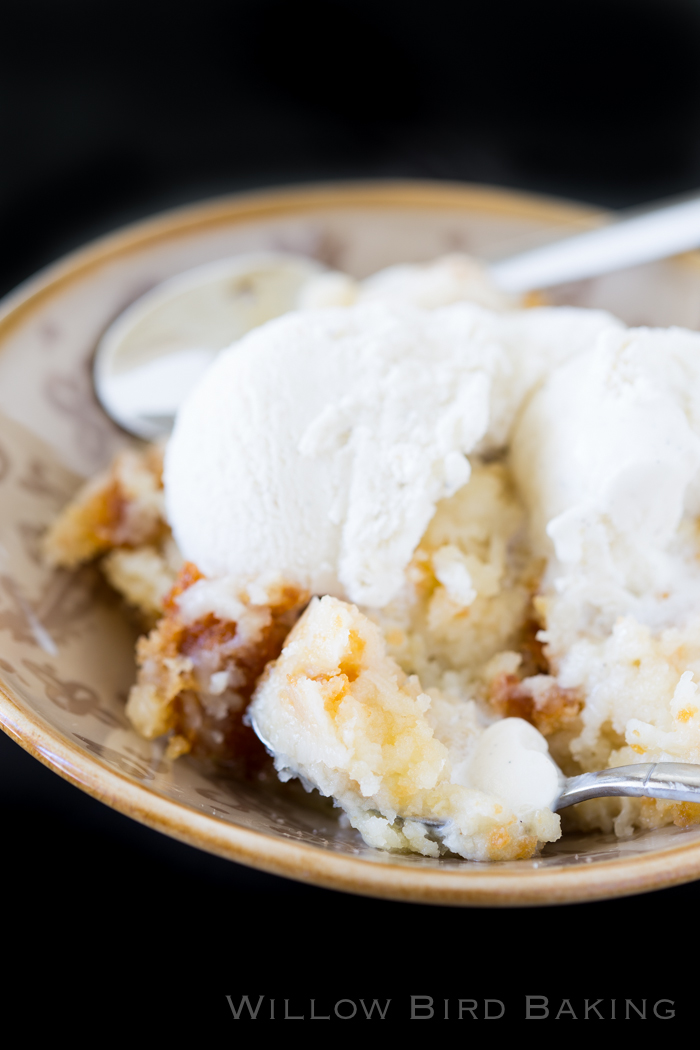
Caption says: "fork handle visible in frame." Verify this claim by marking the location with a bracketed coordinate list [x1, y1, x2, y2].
[555, 762, 700, 811]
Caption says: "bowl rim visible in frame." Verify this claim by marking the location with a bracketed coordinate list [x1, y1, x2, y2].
[3, 177, 700, 907]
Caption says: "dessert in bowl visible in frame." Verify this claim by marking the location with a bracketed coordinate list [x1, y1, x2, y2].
[4, 182, 700, 903]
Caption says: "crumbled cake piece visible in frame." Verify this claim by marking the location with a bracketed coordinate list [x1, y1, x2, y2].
[126, 563, 308, 765]
[44, 444, 167, 567]
[101, 538, 182, 621]
[554, 616, 700, 836]
[41, 443, 308, 766]
[42, 443, 180, 624]
[489, 672, 581, 738]
[250, 595, 561, 860]
[368, 461, 544, 693]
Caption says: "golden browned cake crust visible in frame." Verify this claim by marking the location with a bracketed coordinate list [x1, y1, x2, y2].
[489, 671, 582, 738]
[42, 444, 181, 624]
[43, 445, 167, 567]
[42, 444, 309, 766]
[126, 564, 308, 767]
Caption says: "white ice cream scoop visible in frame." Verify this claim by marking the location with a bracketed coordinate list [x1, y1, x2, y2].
[93, 192, 700, 438]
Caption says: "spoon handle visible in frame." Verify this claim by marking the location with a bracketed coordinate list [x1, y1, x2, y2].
[554, 762, 700, 812]
[489, 195, 700, 293]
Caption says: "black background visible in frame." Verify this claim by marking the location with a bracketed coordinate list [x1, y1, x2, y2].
[1, 0, 698, 1022]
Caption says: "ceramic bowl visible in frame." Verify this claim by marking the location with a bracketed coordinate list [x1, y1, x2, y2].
[3, 180, 700, 906]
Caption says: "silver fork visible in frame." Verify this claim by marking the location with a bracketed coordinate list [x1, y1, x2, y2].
[411, 763, 700, 829]
[385, 765, 700, 835]
[250, 708, 700, 820]
[552, 762, 700, 812]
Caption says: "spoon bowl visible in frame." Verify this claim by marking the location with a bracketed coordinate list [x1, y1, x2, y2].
[93, 251, 324, 438]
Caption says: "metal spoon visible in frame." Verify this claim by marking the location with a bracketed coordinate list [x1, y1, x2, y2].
[94, 251, 324, 439]
[490, 191, 700, 294]
[94, 192, 700, 438]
